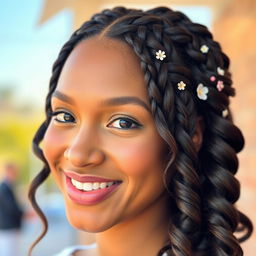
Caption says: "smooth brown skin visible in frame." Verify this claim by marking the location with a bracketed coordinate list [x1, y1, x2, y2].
[43, 37, 203, 256]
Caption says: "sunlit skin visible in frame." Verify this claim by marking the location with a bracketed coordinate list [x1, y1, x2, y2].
[43, 37, 203, 256]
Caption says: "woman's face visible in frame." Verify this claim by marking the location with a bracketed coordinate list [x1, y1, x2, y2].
[43, 37, 169, 232]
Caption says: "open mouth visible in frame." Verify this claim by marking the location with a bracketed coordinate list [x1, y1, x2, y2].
[63, 172, 122, 205]
[71, 179, 121, 192]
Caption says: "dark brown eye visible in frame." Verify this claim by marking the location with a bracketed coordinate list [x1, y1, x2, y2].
[108, 117, 141, 130]
[119, 119, 133, 129]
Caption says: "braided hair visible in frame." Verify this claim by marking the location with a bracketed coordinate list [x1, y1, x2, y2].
[29, 6, 253, 256]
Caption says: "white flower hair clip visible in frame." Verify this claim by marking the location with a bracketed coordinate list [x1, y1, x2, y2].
[156, 50, 166, 61]
[177, 81, 186, 90]
[197, 83, 209, 100]
[217, 67, 225, 76]
[200, 45, 209, 54]
[222, 109, 228, 118]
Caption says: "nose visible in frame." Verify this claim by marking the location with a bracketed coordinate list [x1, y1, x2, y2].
[64, 127, 105, 168]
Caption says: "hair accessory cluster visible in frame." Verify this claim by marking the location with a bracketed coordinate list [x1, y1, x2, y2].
[155, 48, 228, 118]
[209, 67, 225, 92]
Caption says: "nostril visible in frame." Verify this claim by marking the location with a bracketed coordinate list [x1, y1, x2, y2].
[64, 147, 105, 168]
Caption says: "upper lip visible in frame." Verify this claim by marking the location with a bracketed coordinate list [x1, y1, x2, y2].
[63, 170, 121, 183]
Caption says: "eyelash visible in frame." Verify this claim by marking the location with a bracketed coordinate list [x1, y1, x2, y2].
[50, 111, 142, 130]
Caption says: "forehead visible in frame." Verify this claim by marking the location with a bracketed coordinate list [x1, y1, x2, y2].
[56, 37, 148, 99]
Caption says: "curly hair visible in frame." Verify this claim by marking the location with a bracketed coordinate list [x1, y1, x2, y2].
[28, 6, 253, 256]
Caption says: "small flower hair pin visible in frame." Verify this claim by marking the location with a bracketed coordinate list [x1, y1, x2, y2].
[222, 109, 228, 118]
[200, 45, 209, 54]
[210, 76, 216, 82]
[216, 80, 224, 92]
[197, 83, 209, 100]
[75, 28, 82, 35]
[217, 67, 225, 76]
[177, 81, 186, 90]
[156, 50, 166, 61]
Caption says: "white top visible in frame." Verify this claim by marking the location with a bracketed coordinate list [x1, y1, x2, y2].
[53, 243, 169, 256]
[53, 243, 97, 256]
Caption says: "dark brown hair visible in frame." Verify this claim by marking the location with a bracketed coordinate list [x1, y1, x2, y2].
[29, 6, 253, 256]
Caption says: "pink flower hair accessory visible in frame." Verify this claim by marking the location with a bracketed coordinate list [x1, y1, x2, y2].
[210, 76, 216, 82]
[217, 80, 224, 92]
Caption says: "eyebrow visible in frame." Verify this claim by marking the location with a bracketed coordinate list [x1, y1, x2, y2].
[52, 90, 151, 113]
[52, 90, 75, 104]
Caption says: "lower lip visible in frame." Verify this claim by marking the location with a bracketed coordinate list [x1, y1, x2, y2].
[65, 176, 121, 205]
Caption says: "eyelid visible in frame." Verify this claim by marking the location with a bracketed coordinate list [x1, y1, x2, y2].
[109, 113, 141, 124]
[51, 107, 75, 116]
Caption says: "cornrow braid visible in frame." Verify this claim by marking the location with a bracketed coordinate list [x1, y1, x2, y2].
[29, 6, 253, 256]
[155, 7, 253, 255]
[156, 8, 253, 254]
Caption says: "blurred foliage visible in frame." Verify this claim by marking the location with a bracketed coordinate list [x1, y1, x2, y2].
[0, 86, 45, 184]
[0, 113, 44, 184]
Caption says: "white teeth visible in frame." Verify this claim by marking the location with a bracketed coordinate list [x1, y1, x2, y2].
[100, 183, 107, 189]
[71, 179, 117, 191]
[71, 179, 76, 186]
[107, 181, 114, 187]
[76, 182, 83, 190]
[93, 182, 100, 190]
[83, 183, 92, 191]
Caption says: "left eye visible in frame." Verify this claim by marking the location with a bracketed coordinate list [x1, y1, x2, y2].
[107, 117, 141, 130]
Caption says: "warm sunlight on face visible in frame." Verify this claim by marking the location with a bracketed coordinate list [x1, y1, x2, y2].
[43, 37, 169, 232]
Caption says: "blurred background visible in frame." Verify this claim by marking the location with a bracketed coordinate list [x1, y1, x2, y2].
[0, 0, 255, 255]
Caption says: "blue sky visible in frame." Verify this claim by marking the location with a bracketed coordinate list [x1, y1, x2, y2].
[0, 0, 72, 106]
[0, 0, 212, 107]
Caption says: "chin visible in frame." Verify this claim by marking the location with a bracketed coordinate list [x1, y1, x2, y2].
[67, 214, 114, 233]
[64, 204, 116, 233]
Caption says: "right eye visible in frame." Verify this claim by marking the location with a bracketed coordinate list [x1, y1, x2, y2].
[51, 111, 76, 123]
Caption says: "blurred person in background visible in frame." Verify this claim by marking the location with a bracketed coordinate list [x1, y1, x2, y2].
[0, 162, 24, 256]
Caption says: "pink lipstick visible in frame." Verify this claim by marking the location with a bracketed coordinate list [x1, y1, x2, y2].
[64, 171, 117, 183]
[63, 171, 122, 206]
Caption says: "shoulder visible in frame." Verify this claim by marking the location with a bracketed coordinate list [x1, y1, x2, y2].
[53, 243, 97, 256]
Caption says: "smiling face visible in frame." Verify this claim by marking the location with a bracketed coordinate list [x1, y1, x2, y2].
[43, 37, 169, 232]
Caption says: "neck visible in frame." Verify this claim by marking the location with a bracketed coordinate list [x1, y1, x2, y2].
[95, 193, 170, 256]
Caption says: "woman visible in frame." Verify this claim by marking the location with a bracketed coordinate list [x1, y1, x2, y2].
[29, 6, 253, 256]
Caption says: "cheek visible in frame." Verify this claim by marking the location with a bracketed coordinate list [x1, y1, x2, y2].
[42, 125, 66, 165]
[107, 134, 166, 176]
[43, 125, 70, 190]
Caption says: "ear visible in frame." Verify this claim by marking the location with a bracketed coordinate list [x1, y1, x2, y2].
[192, 116, 204, 152]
